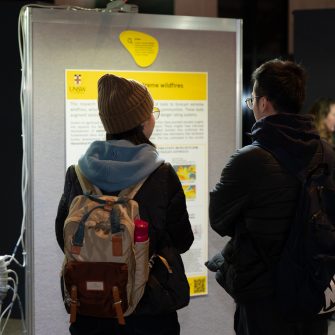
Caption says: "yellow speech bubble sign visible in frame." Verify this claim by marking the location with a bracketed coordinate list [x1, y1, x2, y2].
[119, 30, 159, 68]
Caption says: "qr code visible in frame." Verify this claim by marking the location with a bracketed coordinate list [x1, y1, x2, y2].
[193, 278, 206, 294]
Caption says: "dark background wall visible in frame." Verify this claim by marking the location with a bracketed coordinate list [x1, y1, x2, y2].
[218, 0, 290, 145]
[294, 9, 335, 114]
[1, 0, 31, 318]
[2, 0, 334, 319]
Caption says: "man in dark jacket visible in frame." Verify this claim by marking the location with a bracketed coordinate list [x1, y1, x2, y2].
[209, 59, 330, 335]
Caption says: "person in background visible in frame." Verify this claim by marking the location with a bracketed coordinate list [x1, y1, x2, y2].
[208, 59, 331, 335]
[55, 74, 194, 335]
[308, 97, 335, 148]
[309, 97, 335, 324]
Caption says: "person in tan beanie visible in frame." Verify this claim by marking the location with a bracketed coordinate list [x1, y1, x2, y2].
[98, 74, 154, 135]
[55, 74, 194, 335]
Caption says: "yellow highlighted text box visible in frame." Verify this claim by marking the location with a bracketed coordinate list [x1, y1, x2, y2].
[66, 70, 207, 101]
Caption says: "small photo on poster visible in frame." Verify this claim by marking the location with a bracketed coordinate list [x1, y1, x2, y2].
[182, 184, 196, 200]
[173, 164, 196, 182]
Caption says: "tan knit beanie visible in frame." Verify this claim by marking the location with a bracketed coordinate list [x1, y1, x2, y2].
[97, 74, 154, 134]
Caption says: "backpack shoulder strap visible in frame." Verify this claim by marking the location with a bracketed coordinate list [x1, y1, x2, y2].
[74, 164, 102, 195]
[118, 178, 147, 199]
[302, 140, 331, 184]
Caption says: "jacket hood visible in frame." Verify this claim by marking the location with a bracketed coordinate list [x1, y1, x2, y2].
[251, 113, 320, 175]
[78, 139, 165, 192]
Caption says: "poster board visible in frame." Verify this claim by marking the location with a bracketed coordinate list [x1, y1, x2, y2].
[22, 6, 242, 334]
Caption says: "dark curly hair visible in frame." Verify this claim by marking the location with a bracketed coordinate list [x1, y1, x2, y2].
[252, 59, 307, 114]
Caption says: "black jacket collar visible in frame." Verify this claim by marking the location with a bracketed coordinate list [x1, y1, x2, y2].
[250, 113, 320, 176]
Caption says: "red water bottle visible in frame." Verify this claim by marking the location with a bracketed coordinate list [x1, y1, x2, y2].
[134, 219, 149, 243]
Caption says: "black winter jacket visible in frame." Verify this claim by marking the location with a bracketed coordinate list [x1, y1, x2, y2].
[55, 162, 194, 256]
[209, 113, 329, 302]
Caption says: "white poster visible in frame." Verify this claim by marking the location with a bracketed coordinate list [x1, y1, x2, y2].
[65, 70, 208, 296]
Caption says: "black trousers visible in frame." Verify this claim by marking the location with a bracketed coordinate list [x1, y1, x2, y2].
[69, 311, 180, 335]
[234, 299, 328, 335]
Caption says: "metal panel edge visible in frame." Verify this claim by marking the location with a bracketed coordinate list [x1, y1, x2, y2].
[23, 6, 35, 335]
[30, 7, 238, 32]
[235, 19, 243, 149]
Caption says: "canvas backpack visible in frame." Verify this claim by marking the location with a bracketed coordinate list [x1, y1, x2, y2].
[255, 140, 335, 321]
[61, 165, 149, 325]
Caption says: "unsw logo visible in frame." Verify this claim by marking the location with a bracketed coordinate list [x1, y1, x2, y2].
[319, 274, 335, 314]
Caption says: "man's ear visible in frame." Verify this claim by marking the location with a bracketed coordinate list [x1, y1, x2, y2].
[260, 96, 267, 110]
[263, 97, 277, 116]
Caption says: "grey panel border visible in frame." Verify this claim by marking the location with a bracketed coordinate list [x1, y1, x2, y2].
[23, 6, 242, 334]
[31, 7, 239, 32]
[236, 19, 243, 149]
[23, 7, 34, 335]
